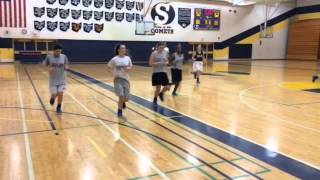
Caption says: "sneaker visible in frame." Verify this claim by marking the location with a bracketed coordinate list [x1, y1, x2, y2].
[153, 98, 158, 105]
[196, 78, 200, 84]
[123, 102, 126, 109]
[117, 109, 123, 117]
[50, 98, 55, 106]
[56, 106, 62, 114]
[159, 92, 164, 101]
[312, 75, 318, 83]
[194, 73, 196, 79]
[172, 92, 178, 96]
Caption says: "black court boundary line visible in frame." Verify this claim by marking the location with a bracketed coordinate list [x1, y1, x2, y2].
[216, 71, 250, 75]
[24, 67, 59, 135]
[68, 69, 320, 180]
[304, 89, 320, 94]
[68, 71, 263, 180]
[0, 123, 101, 137]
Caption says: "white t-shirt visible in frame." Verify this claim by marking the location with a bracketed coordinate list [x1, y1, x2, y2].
[164, 47, 170, 58]
[108, 55, 133, 81]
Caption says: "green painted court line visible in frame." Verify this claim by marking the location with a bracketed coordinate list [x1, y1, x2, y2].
[227, 169, 271, 180]
[128, 157, 245, 180]
[131, 103, 271, 172]
[94, 100, 215, 180]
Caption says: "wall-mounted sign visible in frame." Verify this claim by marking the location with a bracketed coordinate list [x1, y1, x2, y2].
[193, 8, 220, 31]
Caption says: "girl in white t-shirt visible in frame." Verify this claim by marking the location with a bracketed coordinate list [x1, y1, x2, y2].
[108, 44, 133, 117]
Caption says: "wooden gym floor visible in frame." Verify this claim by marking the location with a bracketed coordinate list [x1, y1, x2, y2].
[0, 60, 319, 179]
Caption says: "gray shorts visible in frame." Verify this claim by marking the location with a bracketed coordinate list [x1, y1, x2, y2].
[114, 78, 130, 98]
[50, 84, 66, 94]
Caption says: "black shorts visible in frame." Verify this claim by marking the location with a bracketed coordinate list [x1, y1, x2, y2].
[171, 68, 182, 83]
[152, 72, 169, 86]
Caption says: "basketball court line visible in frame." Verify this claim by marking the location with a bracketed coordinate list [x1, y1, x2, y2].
[0, 99, 95, 109]
[0, 117, 50, 123]
[0, 121, 101, 137]
[130, 165, 270, 180]
[24, 68, 59, 135]
[68, 68, 320, 179]
[85, 136, 107, 158]
[16, 68, 35, 180]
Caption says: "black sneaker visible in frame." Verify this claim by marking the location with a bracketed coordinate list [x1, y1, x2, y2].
[56, 106, 62, 114]
[123, 102, 126, 109]
[197, 78, 200, 84]
[312, 75, 318, 83]
[194, 73, 196, 79]
[159, 92, 164, 101]
[117, 109, 123, 117]
[50, 98, 55, 106]
[172, 92, 178, 96]
[153, 98, 158, 105]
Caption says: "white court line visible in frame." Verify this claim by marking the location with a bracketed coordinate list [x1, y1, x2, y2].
[39, 68, 169, 179]
[0, 117, 48, 123]
[73, 69, 320, 171]
[0, 99, 94, 109]
[17, 70, 35, 180]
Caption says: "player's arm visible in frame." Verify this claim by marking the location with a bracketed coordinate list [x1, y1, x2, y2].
[127, 57, 133, 70]
[107, 58, 114, 68]
[64, 56, 69, 70]
[42, 55, 50, 67]
[149, 53, 155, 66]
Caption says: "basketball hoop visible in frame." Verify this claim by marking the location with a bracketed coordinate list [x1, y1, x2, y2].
[135, 21, 155, 35]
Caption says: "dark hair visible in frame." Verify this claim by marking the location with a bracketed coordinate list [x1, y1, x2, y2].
[176, 43, 182, 54]
[115, 44, 126, 55]
[53, 44, 62, 50]
[156, 41, 166, 48]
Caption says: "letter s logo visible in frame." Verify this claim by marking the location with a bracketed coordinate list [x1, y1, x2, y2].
[151, 2, 175, 25]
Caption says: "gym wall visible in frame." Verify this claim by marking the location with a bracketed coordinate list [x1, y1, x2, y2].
[1, 0, 318, 62]
[297, 0, 320, 7]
